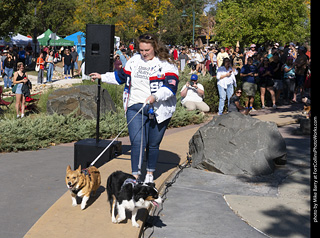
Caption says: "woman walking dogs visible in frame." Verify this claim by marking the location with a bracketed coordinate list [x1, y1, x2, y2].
[90, 34, 179, 183]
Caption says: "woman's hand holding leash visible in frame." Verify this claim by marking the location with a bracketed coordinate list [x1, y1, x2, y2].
[145, 95, 156, 105]
[90, 73, 101, 82]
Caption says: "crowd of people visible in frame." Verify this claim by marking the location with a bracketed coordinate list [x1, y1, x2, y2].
[1, 39, 311, 117]
[176, 42, 311, 114]
[112, 41, 311, 115]
[1, 44, 80, 89]
[0, 44, 81, 118]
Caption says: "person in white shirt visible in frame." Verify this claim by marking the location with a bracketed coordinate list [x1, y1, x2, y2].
[90, 34, 179, 183]
[216, 57, 238, 115]
[180, 74, 210, 112]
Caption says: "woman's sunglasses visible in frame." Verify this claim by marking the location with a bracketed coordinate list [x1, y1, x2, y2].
[139, 34, 153, 40]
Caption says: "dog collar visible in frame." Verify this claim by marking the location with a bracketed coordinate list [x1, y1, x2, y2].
[121, 178, 137, 190]
[69, 169, 90, 194]
[71, 186, 83, 195]
[82, 168, 90, 176]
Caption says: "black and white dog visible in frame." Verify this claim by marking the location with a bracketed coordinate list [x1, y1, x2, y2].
[106, 171, 162, 227]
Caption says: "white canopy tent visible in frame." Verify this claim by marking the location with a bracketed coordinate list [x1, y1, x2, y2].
[11, 33, 33, 46]
[0, 33, 33, 47]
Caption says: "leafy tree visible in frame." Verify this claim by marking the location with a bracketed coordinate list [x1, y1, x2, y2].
[72, 0, 172, 44]
[0, 0, 77, 38]
[214, 0, 310, 47]
[72, 0, 115, 32]
[0, 0, 33, 38]
[1, 0, 210, 45]
[33, 0, 77, 35]
[159, 0, 207, 45]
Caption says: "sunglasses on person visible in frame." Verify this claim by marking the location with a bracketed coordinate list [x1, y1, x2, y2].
[139, 34, 153, 40]
[236, 91, 242, 94]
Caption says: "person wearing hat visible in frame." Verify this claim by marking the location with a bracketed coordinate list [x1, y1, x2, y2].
[245, 44, 257, 64]
[1, 50, 8, 76]
[180, 74, 210, 112]
[289, 42, 297, 61]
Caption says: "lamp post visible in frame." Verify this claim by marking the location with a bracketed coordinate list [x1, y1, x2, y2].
[181, 6, 195, 46]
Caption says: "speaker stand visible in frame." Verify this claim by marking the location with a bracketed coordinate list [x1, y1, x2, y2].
[96, 78, 101, 143]
[73, 78, 122, 169]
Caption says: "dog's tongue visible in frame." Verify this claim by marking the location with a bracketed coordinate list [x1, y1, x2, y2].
[152, 201, 159, 207]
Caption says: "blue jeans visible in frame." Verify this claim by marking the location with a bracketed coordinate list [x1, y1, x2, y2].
[4, 67, 13, 88]
[126, 103, 170, 175]
[47, 63, 54, 82]
[218, 83, 234, 114]
[64, 64, 71, 75]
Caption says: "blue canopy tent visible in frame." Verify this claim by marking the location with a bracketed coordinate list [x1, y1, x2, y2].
[64, 31, 86, 61]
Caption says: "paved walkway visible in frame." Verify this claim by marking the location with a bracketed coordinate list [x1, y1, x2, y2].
[143, 124, 310, 238]
[0, 98, 310, 237]
[23, 125, 201, 238]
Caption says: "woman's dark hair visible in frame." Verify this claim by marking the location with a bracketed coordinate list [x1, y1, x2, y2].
[263, 57, 269, 64]
[231, 87, 243, 97]
[137, 34, 175, 64]
[247, 57, 253, 63]
[222, 57, 231, 67]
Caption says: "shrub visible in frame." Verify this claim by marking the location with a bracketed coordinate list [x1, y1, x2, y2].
[202, 77, 220, 113]
[0, 68, 210, 152]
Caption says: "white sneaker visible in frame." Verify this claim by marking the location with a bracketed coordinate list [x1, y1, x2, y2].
[144, 174, 154, 183]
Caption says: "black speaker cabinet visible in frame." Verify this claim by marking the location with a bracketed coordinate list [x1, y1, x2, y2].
[74, 139, 122, 169]
[85, 24, 115, 75]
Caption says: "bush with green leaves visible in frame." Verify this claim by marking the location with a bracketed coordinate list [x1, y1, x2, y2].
[0, 74, 207, 152]
[0, 65, 265, 153]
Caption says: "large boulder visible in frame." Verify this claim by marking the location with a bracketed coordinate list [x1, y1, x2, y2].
[189, 112, 287, 176]
[47, 85, 116, 119]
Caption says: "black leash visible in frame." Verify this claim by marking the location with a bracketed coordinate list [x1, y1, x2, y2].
[141, 154, 192, 238]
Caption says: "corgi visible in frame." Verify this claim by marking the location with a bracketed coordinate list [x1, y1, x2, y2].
[106, 171, 162, 227]
[65, 165, 101, 210]
[303, 105, 311, 119]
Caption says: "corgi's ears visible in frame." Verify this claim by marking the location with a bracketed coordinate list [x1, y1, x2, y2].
[66, 165, 81, 172]
[66, 165, 72, 172]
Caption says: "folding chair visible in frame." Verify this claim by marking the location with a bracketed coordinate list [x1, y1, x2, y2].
[0, 86, 13, 110]
[25, 92, 41, 113]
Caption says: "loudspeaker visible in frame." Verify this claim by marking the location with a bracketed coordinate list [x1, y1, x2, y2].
[74, 139, 122, 169]
[85, 24, 115, 75]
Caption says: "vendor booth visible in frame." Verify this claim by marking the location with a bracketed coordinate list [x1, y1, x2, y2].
[37, 29, 74, 46]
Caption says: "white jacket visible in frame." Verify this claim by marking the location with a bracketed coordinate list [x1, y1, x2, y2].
[216, 66, 238, 89]
[100, 54, 179, 124]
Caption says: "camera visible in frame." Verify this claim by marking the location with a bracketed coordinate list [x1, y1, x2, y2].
[190, 81, 195, 86]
